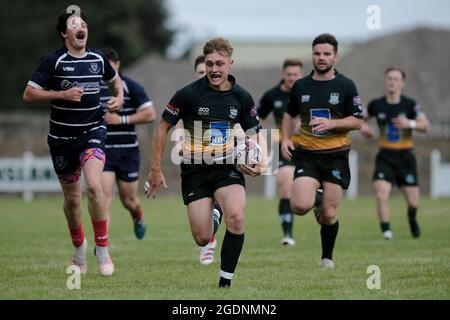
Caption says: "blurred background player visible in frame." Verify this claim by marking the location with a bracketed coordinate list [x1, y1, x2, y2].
[100, 47, 156, 240]
[360, 67, 430, 240]
[146, 37, 266, 288]
[173, 54, 223, 265]
[22, 10, 124, 276]
[282, 33, 363, 268]
[258, 58, 303, 246]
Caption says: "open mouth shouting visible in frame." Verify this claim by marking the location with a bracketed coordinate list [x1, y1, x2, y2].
[76, 31, 86, 40]
[210, 73, 222, 83]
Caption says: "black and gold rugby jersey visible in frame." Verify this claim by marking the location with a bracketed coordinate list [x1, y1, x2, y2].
[162, 75, 260, 164]
[367, 95, 421, 150]
[286, 70, 363, 152]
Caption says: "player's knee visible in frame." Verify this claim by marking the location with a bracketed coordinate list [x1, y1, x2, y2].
[193, 233, 211, 247]
[290, 200, 311, 215]
[225, 209, 244, 231]
[321, 206, 337, 222]
[374, 188, 389, 201]
[86, 181, 102, 200]
[122, 196, 139, 211]
[64, 193, 81, 210]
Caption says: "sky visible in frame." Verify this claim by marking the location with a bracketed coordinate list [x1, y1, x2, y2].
[166, 0, 450, 57]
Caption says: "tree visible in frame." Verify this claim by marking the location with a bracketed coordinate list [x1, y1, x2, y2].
[0, 0, 173, 112]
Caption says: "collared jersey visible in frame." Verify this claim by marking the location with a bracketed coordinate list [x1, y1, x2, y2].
[367, 95, 421, 150]
[100, 75, 153, 149]
[258, 81, 302, 146]
[28, 47, 117, 146]
[162, 75, 260, 164]
[286, 71, 363, 152]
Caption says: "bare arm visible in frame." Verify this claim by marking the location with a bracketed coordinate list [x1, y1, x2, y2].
[105, 76, 124, 112]
[105, 105, 156, 125]
[392, 113, 429, 133]
[145, 118, 173, 198]
[23, 85, 83, 103]
[360, 119, 374, 139]
[280, 113, 295, 160]
[310, 115, 362, 132]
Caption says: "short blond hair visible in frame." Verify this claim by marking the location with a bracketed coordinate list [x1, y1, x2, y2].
[203, 37, 234, 58]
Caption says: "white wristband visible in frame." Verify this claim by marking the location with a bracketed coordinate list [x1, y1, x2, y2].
[121, 115, 129, 125]
[409, 120, 417, 129]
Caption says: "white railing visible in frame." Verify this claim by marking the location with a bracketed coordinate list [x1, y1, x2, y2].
[0, 151, 60, 202]
[430, 150, 450, 198]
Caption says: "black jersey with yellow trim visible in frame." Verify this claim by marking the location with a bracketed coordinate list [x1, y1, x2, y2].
[162, 75, 260, 164]
[258, 81, 302, 146]
[367, 95, 421, 150]
[286, 70, 363, 152]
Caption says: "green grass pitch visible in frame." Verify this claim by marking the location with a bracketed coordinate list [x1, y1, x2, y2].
[0, 195, 449, 299]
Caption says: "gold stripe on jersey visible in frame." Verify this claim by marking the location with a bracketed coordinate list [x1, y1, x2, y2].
[378, 125, 414, 149]
[297, 126, 350, 151]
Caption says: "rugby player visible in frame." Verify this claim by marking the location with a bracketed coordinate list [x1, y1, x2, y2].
[360, 67, 429, 240]
[281, 33, 363, 268]
[23, 10, 124, 276]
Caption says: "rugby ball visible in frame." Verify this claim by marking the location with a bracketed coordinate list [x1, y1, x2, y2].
[234, 137, 262, 166]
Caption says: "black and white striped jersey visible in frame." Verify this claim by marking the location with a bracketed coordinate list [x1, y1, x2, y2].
[99, 75, 153, 149]
[28, 47, 117, 146]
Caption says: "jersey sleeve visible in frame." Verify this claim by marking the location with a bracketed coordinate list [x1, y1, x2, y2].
[365, 100, 374, 119]
[162, 88, 190, 125]
[101, 53, 117, 83]
[257, 92, 272, 119]
[28, 55, 55, 89]
[239, 91, 261, 132]
[128, 79, 153, 110]
[286, 83, 300, 117]
[410, 99, 423, 118]
[345, 80, 363, 119]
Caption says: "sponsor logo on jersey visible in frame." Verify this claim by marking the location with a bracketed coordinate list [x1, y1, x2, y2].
[353, 95, 362, 106]
[310, 108, 331, 137]
[128, 172, 139, 178]
[405, 174, 415, 184]
[274, 100, 283, 108]
[88, 139, 101, 144]
[63, 66, 75, 72]
[89, 63, 100, 74]
[229, 171, 241, 179]
[55, 156, 66, 170]
[229, 106, 238, 119]
[378, 113, 386, 120]
[166, 103, 180, 116]
[250, 105, 258, 117]
[60, 79, 72, 89]
[332, 169, 342, 180]
[301, 95, 310, 103]
[198, 107, 210, 116]
[329, 92, 340, 105]
[210, 121, 230, 145]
